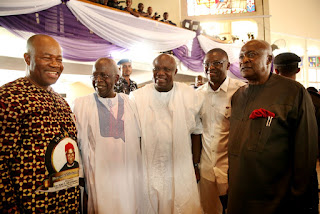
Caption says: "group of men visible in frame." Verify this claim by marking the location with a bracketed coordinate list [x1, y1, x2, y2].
[92, 0, 174, 24]
[129, 1, 175, 24]
[0, 34, 318, 214]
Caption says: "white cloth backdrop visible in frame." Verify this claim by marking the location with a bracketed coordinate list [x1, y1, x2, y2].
[0, 0, 197, 53]
[0, 0, 61, 16]
[197, 35, 242, 63]
[66, 0, 196, 52]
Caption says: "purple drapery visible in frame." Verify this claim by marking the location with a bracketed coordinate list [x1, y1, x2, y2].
[0, 3, 127, 61]
[229, 63, 246, 80]
[172, 33, 205, 72]
[0, 2, 247, 78]
[173, 33, 245, 78]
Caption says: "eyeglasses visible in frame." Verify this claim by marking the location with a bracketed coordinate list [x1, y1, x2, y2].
[203, 60, 226, 68]
[90, 73, 114, 80]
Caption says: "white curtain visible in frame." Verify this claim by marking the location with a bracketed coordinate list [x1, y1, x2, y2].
[197, 35, 242, 63]
[66, 0, 196, 52]
[0, 0, 197, 52]
[0, 0, 61, 16]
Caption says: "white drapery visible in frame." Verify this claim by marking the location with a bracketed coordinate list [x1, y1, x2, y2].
[197, 35, 242, 63]
[0, 0, 61, 16]
[0, 0, 196, 52]
[66, 0, 196, 52]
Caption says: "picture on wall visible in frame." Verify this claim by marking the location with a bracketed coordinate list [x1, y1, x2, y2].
[309, 57, 316, 67]
[187, 0, 255, 16]
[317, 57, 320, 68]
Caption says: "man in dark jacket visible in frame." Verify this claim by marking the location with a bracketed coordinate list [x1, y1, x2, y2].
[228, 41, 318, 214]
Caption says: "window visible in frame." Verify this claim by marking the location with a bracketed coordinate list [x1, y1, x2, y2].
[308, 56, 320, 90]
[187, 0, 255, 16]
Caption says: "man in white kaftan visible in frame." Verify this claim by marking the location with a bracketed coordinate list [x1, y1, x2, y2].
[73, 58, 142, 214]
[130, 54, 203, 214]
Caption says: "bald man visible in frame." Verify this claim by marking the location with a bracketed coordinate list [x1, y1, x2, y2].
[73, 58, 142, 213]
[130, 54, 203, 214]
[228, 40, 318, 214]
[0, 34, 80, 212]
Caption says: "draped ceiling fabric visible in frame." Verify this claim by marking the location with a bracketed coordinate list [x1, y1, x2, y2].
[0, 0, 61, 16]
[0, 0, 196, 53]
[66, 0, 196, 52]
[0, 1, 127, 61]
[172, 32, 206, 72]
[197, 35, 242, 64]
[0, 0, 244, 76]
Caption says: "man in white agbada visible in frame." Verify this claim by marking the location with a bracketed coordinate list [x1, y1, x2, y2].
[130, 54, 203, 214]
[73, 58, 142, 213]
[197, 48, 246, 214]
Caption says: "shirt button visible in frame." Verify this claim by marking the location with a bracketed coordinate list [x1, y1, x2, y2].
[211, 135, 214, 138]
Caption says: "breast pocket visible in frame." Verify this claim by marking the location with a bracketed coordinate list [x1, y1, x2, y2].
[218, 105, 231, 118]
[247, 104, 291, 152]
[215, 106, 231, 132]
[229, 113, 276, 155]
[247, 117, 274, 152]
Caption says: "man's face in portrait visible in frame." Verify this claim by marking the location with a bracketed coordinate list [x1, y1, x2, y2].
[66, 148, 75, 165]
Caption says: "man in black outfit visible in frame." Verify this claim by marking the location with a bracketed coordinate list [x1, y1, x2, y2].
[160, 12, 176, 26]
[274, 52, 319, 214]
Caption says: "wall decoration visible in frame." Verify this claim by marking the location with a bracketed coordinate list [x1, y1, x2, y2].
[188, 0, 255, 16]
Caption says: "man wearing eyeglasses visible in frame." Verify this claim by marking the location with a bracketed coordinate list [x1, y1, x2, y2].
[196, 48, 245, 214]
[73, 58, 142, 213]
[130, 54, 203, 214]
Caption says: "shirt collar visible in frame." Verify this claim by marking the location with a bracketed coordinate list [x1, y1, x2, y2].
[207, 76, 230, 93]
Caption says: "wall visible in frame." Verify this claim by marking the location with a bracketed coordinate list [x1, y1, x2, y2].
[269, 0, 320, 41]
[67, 82, 95, 105]
[269, 0, 320, 88]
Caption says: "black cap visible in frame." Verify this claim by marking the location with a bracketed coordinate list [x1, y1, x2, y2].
[274, 52, 301, 66]
[117, 59, 131, 65]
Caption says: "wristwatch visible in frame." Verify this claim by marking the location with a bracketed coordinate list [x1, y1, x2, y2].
[193, 163, 199, 169]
